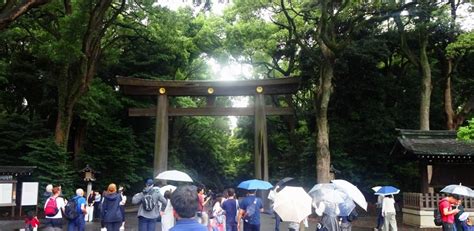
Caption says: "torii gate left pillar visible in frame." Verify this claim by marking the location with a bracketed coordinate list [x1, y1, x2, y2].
[154, 93, 168, 177]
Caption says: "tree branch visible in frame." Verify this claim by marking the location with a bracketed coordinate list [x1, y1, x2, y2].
[0, 0, 51, 30]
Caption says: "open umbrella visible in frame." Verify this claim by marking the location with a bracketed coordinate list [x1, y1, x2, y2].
[159, 185, 177, 194]
[374, 186, 400, 196]
[155, 170, 193, 182]
[331, 179, 368, 211]
[275, 177, 297, 192]
[441, 184, 473, 197]
[273, 186, 312, 222]
[372, 186, 382, 192]
[238, 179, 273, 190]
[309, 183, 356, 216]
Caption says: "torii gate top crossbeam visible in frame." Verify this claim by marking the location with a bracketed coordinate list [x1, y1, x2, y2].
[117, 76, 300, 96]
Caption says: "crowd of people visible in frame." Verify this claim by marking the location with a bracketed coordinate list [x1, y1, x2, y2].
[36, 179, 271, 231]
[24, 179, 474, 231]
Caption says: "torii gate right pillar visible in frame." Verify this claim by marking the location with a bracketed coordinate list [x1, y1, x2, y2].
[254, 91, 269, 181]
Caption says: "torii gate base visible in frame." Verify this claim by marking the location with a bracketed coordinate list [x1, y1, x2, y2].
[118, 76, 300, 181]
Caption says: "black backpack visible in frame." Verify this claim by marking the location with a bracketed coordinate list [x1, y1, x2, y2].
[64, 197, 79, 220]
[142, 192, 155, 212]
[434, 208, 443, 226]
[434, 198, 450, 226]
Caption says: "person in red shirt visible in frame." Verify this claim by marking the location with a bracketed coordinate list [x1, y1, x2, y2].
[439, 194, 461, 231]
[25, 210, 40, 231]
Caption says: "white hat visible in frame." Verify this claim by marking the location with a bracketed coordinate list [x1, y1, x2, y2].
[460, 212, 470, 221]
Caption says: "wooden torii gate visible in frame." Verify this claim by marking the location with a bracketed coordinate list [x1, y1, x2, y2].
[117, 76, 300, 181]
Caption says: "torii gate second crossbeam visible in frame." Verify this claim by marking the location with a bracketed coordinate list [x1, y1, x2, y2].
[117, 76, 300, 181]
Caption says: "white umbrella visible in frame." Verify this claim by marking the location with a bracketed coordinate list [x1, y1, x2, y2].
[331, 179, 368, 211]
[372, 186, 382, 192]
[159, 185, 177, 194]
[440, 183, 473, 197]
[273, 186, 312, 223]
[155, 170, 193, 182]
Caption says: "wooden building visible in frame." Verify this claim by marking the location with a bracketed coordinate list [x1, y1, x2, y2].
[391, 129, 474, 228]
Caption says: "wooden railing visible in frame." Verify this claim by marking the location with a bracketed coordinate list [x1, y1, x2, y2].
[403, 192, 474, 210]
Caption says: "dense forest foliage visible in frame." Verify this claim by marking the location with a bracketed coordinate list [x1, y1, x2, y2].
[0, 0, 473, 196]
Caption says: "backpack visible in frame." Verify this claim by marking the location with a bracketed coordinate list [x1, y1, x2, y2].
[347, 210, 358, 222]
[434, 207, 443, 226]
[244, 198, 257, 219]
[64, 197, 79, 220]
[142, 192, 155, 212]
[44, 197, 59, 217]
[434, 199, 446, 226]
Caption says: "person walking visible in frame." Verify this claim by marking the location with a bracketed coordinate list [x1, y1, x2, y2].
[237, 190, 263, 231]
[221, 188, 238, 231]
[67, 188, 87, 231]
[439, 194, 460, 231]
[132, 178, 167, 231]
[93, 191, 102, 220]
[210, 194, 226, 231]
[197, 186, 211, 226]
[375, 194, 384, 231]
[381, 195, 397, 231]
[44, 186, 65, 231]
[268, 185, 281, 231]
[161, 190, 175, 231]
[101, 184, 123, 231]
[85, 190, 95, 222]
[340, 209, 358, 231]
[169, 185, 207, 231]
[119, 186, 127, 230]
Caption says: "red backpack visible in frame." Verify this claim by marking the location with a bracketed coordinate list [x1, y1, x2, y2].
[44, 197, 59, 216]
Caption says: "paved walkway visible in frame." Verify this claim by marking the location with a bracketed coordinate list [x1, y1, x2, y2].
[0, 212, 393, 231]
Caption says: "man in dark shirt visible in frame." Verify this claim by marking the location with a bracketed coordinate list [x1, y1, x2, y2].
[222, 188, 238, 231]
[170, 185, 207, 231]
[237, 190, 263, 231]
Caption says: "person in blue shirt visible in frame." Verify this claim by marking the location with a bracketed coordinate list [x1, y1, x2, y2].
[221, 188, 238, 231]
[67, 188, 87, 231]
[237, 190, 263, 231]
[170, 185, 207, 231]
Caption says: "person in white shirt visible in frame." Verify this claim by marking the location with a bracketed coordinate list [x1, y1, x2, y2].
[381, 195, 397, 231]
[44, 186, 66, 231]
[119, 186, 127, 230]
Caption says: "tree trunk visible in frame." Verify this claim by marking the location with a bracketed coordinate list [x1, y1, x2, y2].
[419, 38, 431, 131]
[73, 118, 87, 162]
[443, 59, 455, 130]
[315, 42, 334, 184]
[54, 106, 74, 148]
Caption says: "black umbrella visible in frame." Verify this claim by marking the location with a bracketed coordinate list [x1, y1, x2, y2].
[275, 177, 297, 192]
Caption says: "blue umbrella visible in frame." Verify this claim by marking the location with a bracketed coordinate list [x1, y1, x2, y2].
[238, 179, 273, 190]
[374, 186, 400, 196]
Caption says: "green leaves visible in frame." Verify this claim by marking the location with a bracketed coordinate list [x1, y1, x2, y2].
[458, 118, 474, 141]
[446, 32, 474, 58]
[21, 138, 76, 197]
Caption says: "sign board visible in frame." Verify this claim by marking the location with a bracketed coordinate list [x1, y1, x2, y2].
[21, 182, 38, 206]
[0, 183, 13, 205]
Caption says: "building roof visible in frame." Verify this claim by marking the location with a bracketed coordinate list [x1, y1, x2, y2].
[0, 166, 36, 176]
[391, 129, 474, 163]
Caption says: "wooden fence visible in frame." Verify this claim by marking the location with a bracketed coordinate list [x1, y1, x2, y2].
[404, 192, 474, 210]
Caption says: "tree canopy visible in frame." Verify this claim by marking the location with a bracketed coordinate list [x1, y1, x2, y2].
[0, 0, 473, 196]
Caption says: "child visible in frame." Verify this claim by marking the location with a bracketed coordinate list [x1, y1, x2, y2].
[24, 211, 40, 231]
